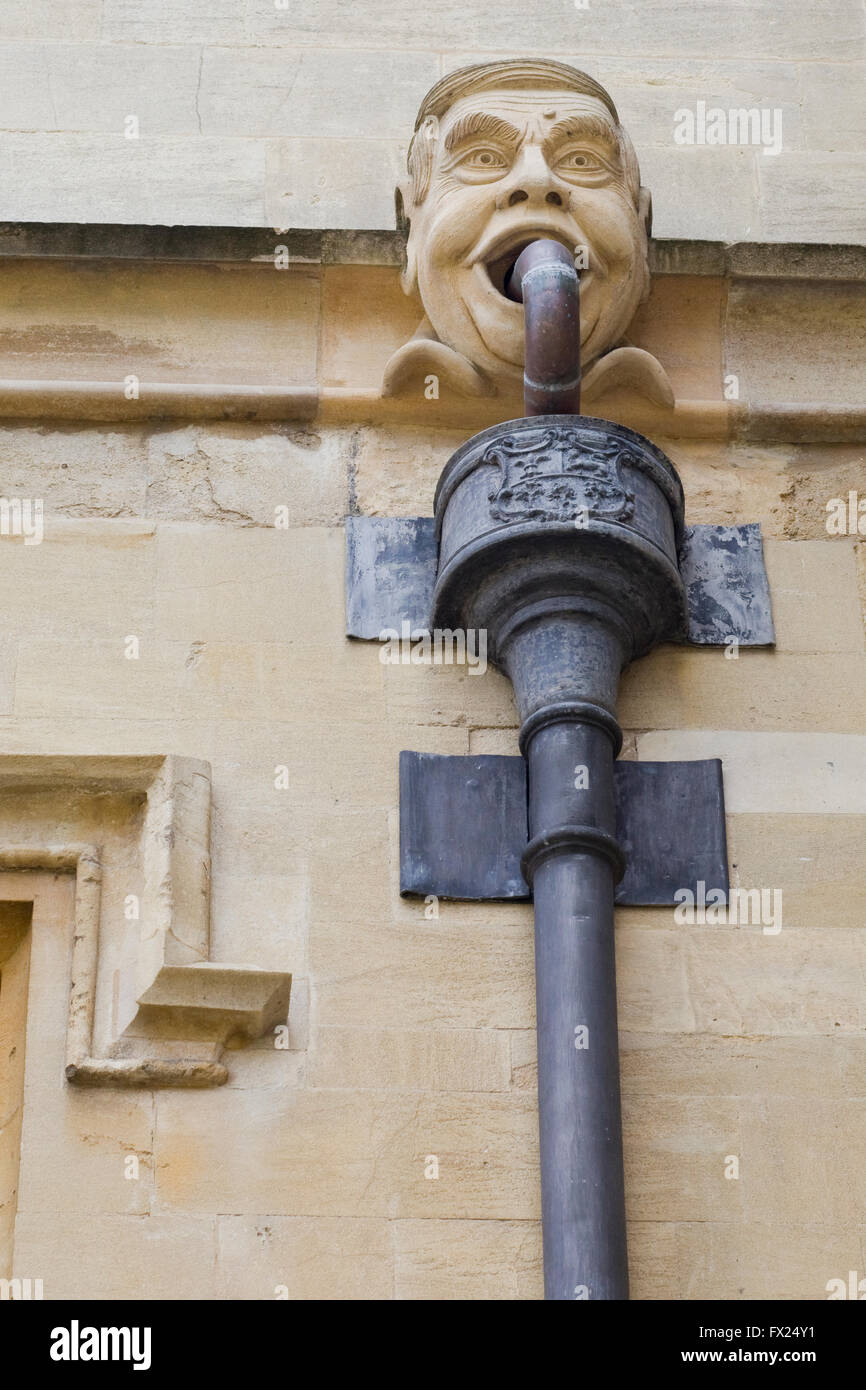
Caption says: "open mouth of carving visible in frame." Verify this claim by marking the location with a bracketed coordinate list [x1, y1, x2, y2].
[480, 231, 580, 300]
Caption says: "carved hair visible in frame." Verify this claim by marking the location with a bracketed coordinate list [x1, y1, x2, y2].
[400, 59, 642, 221]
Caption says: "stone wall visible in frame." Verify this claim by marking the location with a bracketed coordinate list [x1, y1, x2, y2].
[1, 247, 864, 1298]
[0, 1, 864, 240]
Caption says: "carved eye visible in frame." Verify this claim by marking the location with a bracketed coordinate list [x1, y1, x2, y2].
[555, 148, 609, 176]
[460, 146, 508, 171]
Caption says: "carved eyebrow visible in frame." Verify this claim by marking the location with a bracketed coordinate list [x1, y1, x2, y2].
[443, 112, 523, 153]
[543, 114, 620, 156]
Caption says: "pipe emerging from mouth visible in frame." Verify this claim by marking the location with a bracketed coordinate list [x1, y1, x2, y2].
[505, 238, 581, 416]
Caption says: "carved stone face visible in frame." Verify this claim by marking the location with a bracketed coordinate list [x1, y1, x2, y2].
[401, 83, 650, 384]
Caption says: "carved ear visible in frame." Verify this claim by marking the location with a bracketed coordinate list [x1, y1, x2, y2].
[638, 185, 653, 240]
[398, 115, 438, 298]
[637, 186, 653, 302]
[396, 182, 418, 297]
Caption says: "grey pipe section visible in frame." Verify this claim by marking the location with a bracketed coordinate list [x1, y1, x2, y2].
[502, 612, 629, 1300]
[506, 238, 581, 415]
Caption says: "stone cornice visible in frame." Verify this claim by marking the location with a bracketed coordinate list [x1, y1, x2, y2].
[1, 222, 864, 281]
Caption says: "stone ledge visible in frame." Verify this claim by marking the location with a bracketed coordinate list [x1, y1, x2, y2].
[0, 756, 292, 1088]
[1, 222, 864, 280]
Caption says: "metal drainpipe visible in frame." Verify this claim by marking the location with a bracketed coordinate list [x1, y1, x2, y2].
[505, 238, 582, 415]
[510, 238, 627, 1298]
[432, 239, 686, 1299]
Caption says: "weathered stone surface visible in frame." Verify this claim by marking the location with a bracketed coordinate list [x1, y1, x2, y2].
[726, 813, 866, 929]
[13, 1213, 219, 1299]
[623, 1095, 743, 1222]
[762, 539, 864, 653]
[244, 0, 866, 62]
[728, 279, 866, 406]
[394, 1218, 542, 1300]
[0, 134, 268, 225]
[199, 48, 438, 140]
[217, 1215, 393, 1300]
[759, 152, 866, 242]
[155, 1087, 540, 1219]
[637, 731, 866, 813]
[801, 63, 866, 151]
[309, 1027, 511, 1093]
[673, 1220, 864, 1301]
[621, 648, 866, 733]
[0, 43, 201, 134]
[740, 1097, 866, 1230]
[266, 138, 404, 231]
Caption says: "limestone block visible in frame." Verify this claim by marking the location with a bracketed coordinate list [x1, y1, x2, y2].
[394, 1218, 542, 1300]
[210, 871, 308, 975]
[0, 0, 101, 41]
[759, 152, 866, 242]
[625, 276, 725, 402]
[627, 1221, 680, 1301]
[384, 661, 518, 730]
[199, 48, 438, 140]
[727, 279, 866, 407]
[663, 440, 791, 535]
[312, 916, 535, 1032]
[245, 0, 866, 61]
[615, 927, 695, 1034]
[266, 138, 404, 232]
[154, 525, 346, 646]
[0, 424, 148, 517]
[762, 539, 864, 653]
[594, 57, 804, 151]
[13, 1212, 220, 1299]
[0, 260, 318, 390]
[620, 648, 866, 733]
[468, 728, 521, 755]
[740, 1097, 866, 1230]
[156, 1086, 539, 1219]
[725, 814, 866, 929]
[103, 0, 247, 44]
[509, 1030, 537, 1092]
[0, 519, 156, 640]
[0, 43, 201, 135]
[674, 1220, 866, 1300]
[17, 1087, 154, 1217]
[623, 1095, 743, 1222]
[681, 927, 866, 1034]
[309, 1027, 511, 1093]
[217, 1215, 393, 1301]
[779, 448, 866, 540]
[637, 145, 758, 242]
[146, 426, 346, 528]
[620, 1032, 865, 1100]
[349, 423, 466, 517]
[321, 268, 420, 392]
[801, 64, 866, 151]
[636, 730, 866, 813]
[0, 134, 267, 226]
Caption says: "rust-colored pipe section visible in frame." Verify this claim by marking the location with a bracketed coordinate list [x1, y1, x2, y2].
[505, 238, 581, 415]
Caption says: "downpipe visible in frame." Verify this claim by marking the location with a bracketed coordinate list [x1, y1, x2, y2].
[432, 238, 686, 1299]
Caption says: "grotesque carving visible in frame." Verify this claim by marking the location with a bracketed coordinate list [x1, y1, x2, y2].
[384, 60, 672, 406]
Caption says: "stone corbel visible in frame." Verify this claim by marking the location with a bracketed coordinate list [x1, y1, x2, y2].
[0, 755, 290, 1088]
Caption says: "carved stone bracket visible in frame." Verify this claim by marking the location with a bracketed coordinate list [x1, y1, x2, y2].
[0, 755, 291, 1088]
